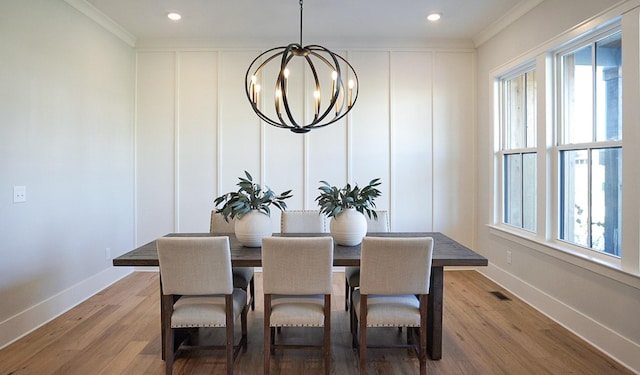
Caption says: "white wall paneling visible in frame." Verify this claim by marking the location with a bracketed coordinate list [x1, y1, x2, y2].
[219, 51, 263, 194]
[348, 51, 391, 212]
[177, 52, 218, 232]
[390, 51, 434, 232]
[134, 48, 475, 239]
[433, 51, 476, 247]
[135, 52, 176, 245]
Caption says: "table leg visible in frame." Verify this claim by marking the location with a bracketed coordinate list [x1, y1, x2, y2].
[427, 266, 443, 360]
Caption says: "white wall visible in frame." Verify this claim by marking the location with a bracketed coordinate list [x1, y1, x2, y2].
[0, 0, 135, 347]
[135, 48, 476, 248]
[475, 0, 640, 371]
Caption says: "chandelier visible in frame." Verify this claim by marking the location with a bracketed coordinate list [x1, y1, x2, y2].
[245, 0, 359, 133]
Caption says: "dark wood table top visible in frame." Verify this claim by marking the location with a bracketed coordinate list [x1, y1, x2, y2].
[113, 232, 488, 268]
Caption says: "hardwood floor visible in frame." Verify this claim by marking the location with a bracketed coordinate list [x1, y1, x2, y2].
[0, 271, 632, 375]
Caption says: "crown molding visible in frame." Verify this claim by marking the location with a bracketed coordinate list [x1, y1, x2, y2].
[64, 0, 136, 47]
[473, 0, 545, 47]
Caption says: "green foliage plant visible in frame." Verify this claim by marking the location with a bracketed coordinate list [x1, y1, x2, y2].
[315, 178, 382, 219]
[214, 171, 293, 221]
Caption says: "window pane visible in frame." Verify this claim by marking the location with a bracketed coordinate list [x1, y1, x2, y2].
[522, 153, 537, 231]
[504, 70, 536, 150]
[525, 71, 537, 148]
[591, 148, 622, 255]
[504, 154, 522, 227]
[504, 152, 537, 232]
[505, 76, 526, 149]
[595, 32, 622, 142]
[560, 150, 589, 247]
[562, 46, 593, 144]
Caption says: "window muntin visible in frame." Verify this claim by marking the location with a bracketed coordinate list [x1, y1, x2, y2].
[558, 30, 622, 257]
[500, 68, 537, 232]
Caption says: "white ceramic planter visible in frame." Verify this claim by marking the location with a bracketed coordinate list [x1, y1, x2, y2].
[330, 208, 367, 246]
[235, 210, 272, 247]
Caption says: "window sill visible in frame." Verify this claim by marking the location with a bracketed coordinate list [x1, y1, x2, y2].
[486, 224, 640, 290]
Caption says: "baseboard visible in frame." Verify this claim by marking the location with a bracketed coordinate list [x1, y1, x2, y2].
[479, 264, 640, 373]
[0, 266, 132, 349]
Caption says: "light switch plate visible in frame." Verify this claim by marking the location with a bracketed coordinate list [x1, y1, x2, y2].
[13, 186, 26, 203]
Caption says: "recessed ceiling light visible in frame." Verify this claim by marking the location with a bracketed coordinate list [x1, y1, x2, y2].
[167, 12, 182, 21]
[427, 13, 441, 22]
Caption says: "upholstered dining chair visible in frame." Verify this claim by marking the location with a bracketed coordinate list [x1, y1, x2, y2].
[344, 210, 390, 310]
[350, 236, 434, 375]
[280, 209, 328, 233]
[262, 236, 334, 375]
[278, 210, 328, 335]
[156, 236, 248, 375]
[210, 211, 256, 311]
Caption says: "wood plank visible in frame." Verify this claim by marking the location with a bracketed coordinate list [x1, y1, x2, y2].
[0, 271, 632, 375]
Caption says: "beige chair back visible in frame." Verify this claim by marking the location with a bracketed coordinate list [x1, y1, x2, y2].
[366, 210, 390, 232]
[280, 210, 327, 233]
[359, 236, 434, 295]
[210, 211, 236, 233]
[262, 236, 334, 295]
[157, 236, 233, 295]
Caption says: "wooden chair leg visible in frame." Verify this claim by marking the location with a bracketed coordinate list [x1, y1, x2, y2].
[162, 294, 174, 375]
[165, 328, 174, 375]
[264, 294, 271, 375]
[241, 304, 248, 353]
[359, 294, 368, 375]
[419, 294, 428, 375]
[225, 295, 234, 375]
[324, 294, 331, 375]
[350, 296, 357, 349]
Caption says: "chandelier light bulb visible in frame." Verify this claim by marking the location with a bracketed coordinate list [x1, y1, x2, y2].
[167, 12, 182, 21]
[427, 13, 441, 22]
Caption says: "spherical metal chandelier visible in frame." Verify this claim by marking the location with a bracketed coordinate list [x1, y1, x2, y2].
[245, 0, 359, 134]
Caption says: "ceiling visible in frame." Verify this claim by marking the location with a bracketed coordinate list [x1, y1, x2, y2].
[81, 0, 543, 48]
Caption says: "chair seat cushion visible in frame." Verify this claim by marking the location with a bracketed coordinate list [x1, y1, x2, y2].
[171, 288, 247, 328]
[345, 266, 360, 286]
[353, 290, 420, 327]
[232, 267, 254, 289]
[268, 294, 326, 327]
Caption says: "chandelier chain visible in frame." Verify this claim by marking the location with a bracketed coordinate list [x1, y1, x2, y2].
[299, 0, 304, 46]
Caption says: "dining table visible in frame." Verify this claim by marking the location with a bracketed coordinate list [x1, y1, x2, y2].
[113, 232, 488, 360]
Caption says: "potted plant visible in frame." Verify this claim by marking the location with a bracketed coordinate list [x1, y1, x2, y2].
[214, 171, 292, 247]
[315, 178, 382, 246]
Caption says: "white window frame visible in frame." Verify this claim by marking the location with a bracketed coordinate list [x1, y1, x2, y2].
[553, 23, 622, 262]
[497, 62, 538, 233]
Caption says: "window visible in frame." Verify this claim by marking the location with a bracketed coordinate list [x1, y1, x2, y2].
[500, 68, 537, 232]
[557, 29, 622, 257]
